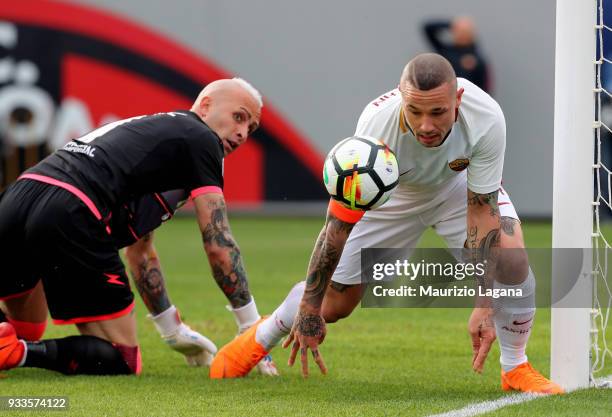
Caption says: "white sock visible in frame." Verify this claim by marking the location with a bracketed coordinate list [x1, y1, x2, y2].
[493, 268, 536, 372]
[226, 297, 261, 333]
[255, 281, 305, 350]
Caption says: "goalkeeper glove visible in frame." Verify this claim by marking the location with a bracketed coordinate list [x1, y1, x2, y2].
[149, 305, 217, 367]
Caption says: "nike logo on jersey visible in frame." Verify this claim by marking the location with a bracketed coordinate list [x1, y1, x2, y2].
[104, 273, 125, 286]
[512, 318, 533, 326]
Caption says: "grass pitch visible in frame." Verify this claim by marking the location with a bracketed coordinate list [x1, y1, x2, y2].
[1, 217, 611, 416]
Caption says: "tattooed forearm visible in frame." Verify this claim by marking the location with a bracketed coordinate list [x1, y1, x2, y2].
[135, 265, 171, 315]
[467, 226, 479, 249]
[302, 214, 355, 310]
[466, 190, 502, 294]
[302, 227, 328, 305]
[202, 201, 235, 247]
[130, 251, 171, 315]
[201, 196, 251, 308]
[210, 248, 251, 308]
[467, 226, 497, 267]
[304, 246, 340, 309]
[467, 222, 500, 258]
[466, 190, 501, 250]
[480, 228, 500, 253]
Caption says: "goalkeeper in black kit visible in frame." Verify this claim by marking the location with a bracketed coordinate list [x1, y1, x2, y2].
[0, 78, 276, 376]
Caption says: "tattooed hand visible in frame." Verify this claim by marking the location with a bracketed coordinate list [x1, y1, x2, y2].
[282, 309, 328, 377]
[279, 205, 355, 378]
[468, 307, 496, 373]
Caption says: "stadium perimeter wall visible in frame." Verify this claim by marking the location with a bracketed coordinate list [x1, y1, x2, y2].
[69, 0, 556, 217]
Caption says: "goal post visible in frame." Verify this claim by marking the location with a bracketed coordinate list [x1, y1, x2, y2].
[551, 0, 596, 390]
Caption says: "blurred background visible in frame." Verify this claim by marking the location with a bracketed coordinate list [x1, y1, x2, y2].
[0, 0, 557, 216]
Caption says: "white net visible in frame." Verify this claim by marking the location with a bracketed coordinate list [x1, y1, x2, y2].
[592, 0, 612, 386]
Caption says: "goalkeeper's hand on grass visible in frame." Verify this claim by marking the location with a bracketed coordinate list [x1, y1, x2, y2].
[165, 322, 218, 367]
[149, 305, 218, 367]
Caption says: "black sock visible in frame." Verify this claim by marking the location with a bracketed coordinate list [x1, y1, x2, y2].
[24, 335, 133, 375]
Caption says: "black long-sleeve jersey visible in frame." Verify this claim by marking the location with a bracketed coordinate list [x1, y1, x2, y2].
[27, 111, 224, 223]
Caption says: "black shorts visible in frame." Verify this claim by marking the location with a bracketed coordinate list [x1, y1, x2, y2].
[0, 179, 134, 324]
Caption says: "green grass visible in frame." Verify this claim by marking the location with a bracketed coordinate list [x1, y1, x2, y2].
[1, 217, 611, 417]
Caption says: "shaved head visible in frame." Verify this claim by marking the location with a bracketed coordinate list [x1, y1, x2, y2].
[400, 53, 456, 92]
[190, 77, 262, 155]
[194, 78, 263, 110]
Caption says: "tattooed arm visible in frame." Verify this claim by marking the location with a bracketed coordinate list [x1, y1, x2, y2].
[193, 193, 251, 309]
[301, 213, 355, 311]
[466, 188, 500, 373]
[282, 206, 357, 377]
[466, 189, 500, 246]
[466, 189, 501, 286]
[125, 231, 171, 315]
[125, 231, 218, 366]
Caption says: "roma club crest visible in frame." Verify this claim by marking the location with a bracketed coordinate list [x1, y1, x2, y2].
[448, 158, 470, 172]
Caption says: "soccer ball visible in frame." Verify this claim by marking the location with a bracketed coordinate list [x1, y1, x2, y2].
[323, 136, 399, 210]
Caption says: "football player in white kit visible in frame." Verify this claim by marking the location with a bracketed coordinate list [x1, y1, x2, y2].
[210, 53, 563, 394]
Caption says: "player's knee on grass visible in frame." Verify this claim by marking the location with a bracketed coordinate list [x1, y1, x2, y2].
[25, 335, 141, 375]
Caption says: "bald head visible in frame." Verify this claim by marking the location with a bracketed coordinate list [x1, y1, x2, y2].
[193, 78, 263, 111]
[191, 77, 262, 156]
[400, 53, 456, 92]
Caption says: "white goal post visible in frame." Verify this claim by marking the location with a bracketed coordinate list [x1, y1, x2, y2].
[551, 0, 596, 390]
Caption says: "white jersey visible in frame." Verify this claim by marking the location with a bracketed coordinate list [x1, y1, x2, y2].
[331, 79, 515, 285]
[355, 78, 506, 198]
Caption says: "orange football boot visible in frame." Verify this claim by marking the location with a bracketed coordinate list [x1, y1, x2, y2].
[210, 318, 268, 379]
[0, 323, 25, 370]
[501, 362, 565, 394]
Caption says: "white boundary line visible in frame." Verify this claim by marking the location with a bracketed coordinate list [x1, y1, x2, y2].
[426, 393, 542, 417]
[426, 375, 612, 417]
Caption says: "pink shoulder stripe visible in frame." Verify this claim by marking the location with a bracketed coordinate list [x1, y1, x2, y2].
[190, 186, 223, 199]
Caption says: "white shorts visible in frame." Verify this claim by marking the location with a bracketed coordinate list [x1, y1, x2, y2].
[331, 177, 519, 286]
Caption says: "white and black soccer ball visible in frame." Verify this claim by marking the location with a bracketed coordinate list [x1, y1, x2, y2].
[323, 136, 399, 210]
